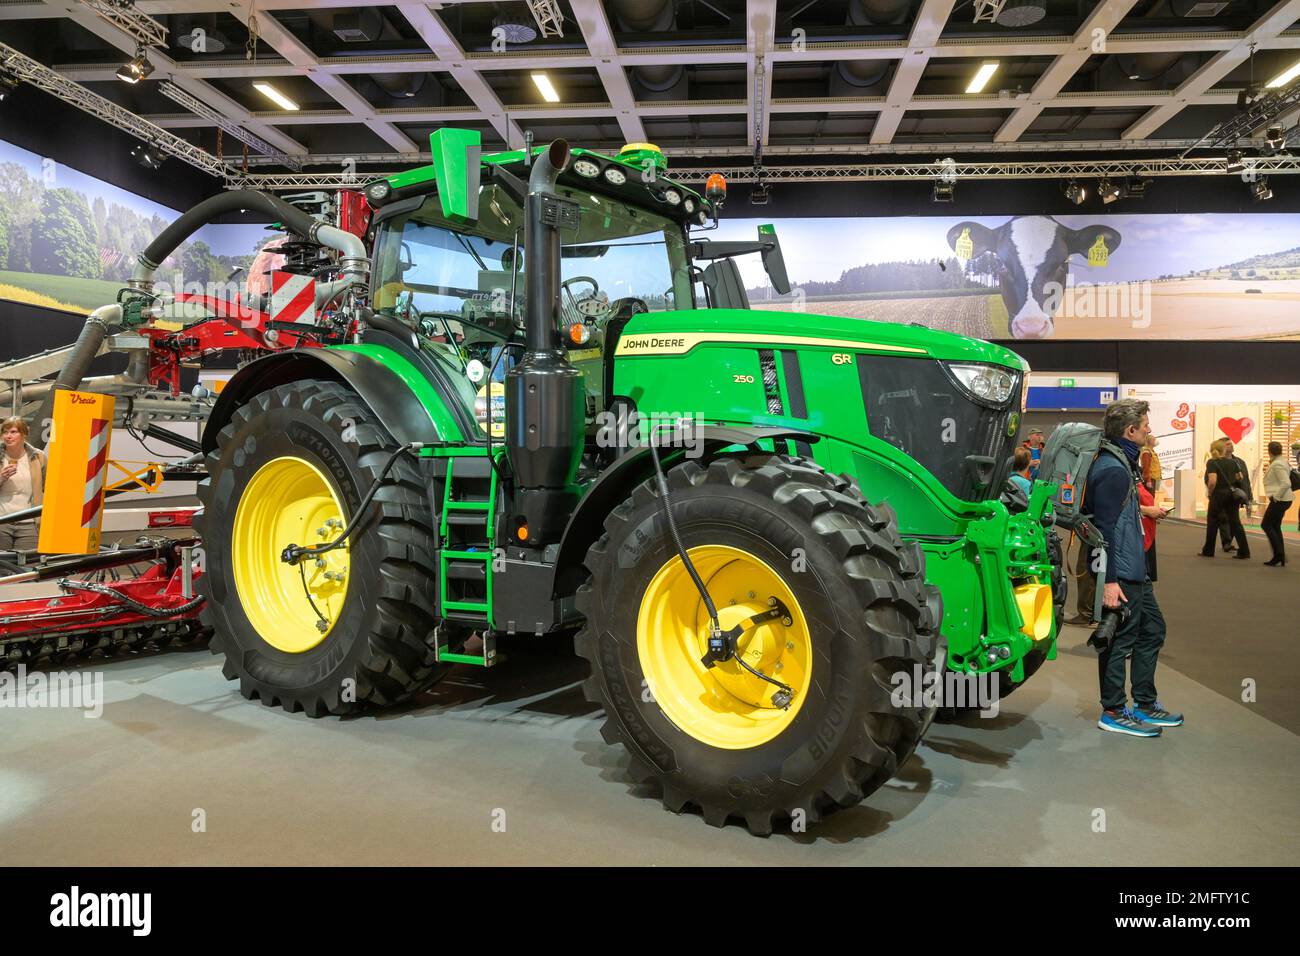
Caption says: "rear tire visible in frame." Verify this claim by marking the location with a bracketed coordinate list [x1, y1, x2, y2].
[195, 380, 443, 716]
[574, 454, 942, 835]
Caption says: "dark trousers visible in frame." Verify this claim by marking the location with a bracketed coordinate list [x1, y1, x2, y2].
[1075, 537, 1097, 620]
[1203, 494, 1249, 557]
[1261, 500, 1289, 563]
[1099, 579, 1166, 711]
[1145, 539, 1157, 582]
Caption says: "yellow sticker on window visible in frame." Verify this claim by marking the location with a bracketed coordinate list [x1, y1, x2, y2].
[1088, 234, 1110, 267]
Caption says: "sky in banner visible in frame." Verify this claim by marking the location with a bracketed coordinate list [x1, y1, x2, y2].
[715, 212, 1300, 288]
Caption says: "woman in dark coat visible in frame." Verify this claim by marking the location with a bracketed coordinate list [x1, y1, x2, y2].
[1200, 438, 1250, 558]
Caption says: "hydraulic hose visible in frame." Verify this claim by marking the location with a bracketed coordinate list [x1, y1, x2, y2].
[131, 190, 367, 286]
[34, 303, 122, 448]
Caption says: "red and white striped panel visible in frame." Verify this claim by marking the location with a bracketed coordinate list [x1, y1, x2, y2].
[270, 271, 317, 325]
[80, 417, 111, 529]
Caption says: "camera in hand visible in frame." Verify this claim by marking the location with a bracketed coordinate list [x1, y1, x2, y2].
[1087, 604, 1131, 652]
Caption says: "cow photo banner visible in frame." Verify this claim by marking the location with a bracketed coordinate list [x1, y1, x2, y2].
[716, 212, 1300, 340]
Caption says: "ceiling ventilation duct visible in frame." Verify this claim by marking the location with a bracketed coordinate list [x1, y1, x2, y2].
[829, 0, 908, 96]
[1098, 1, 1199, 90]
[312, 8, 428, 99]
[995, 2, 1047, 27]
[607, 0, 688, 99]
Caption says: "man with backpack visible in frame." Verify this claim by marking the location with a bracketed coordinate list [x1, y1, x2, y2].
[1084, 399, 1182, 737]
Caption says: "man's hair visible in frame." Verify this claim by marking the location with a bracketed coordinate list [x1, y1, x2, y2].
[1269, 441, 1283, 457]
[1013, 446, 1031, 471]
[1102, 398, 1149, 440]
[0, 417, 29, 439]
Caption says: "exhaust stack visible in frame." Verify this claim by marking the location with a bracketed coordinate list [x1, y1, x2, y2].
[504, 138, 586, 550]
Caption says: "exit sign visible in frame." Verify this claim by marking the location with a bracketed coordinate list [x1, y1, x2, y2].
[1058, 377, 1076, 387]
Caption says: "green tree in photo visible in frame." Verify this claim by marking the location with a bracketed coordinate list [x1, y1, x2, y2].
[182, 239, 215, 286]
[30, 187, 100, 278]
[0, 203, 9, 268]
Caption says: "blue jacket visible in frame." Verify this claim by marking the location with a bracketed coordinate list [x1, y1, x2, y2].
[1084, 441, 1146, 584]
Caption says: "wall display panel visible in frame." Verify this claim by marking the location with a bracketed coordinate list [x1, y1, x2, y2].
[0, 138, 275, 316]
[715, 214, 1300, 341]
[1123, 384, 1300, 507]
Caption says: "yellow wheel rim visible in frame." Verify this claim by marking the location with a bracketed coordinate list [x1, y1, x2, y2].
[231, 456, 350, 654]
[637, 545, 813, 750]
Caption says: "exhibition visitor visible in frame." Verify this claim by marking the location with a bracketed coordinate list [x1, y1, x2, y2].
[1200, 439, 1251, 559]
[1022, 429, 1045, 479]
[1260, 441, 1293, 567]
[1137, 479, 1165, 582]
[1085, 399, 1181, 737]
[1009, 446, 1033, 498]
[1140, 433, 1162, 495]
[0, 416, 45, 553]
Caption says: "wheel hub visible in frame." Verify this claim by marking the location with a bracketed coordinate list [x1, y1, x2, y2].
[231, 456, 351, 653]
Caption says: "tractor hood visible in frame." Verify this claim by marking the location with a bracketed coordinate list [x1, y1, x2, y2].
[614, 308, 1029, 371]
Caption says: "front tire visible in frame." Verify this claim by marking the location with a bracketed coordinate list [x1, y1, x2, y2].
[574, 454, 942, 835]
[195, 380, 443, 716]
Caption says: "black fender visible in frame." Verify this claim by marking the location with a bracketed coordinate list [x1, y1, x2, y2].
[551, 425, 820, 598]
[201, 347, 443, 455]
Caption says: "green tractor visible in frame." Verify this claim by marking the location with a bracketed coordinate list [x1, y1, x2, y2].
[179, 130, 1061, 834]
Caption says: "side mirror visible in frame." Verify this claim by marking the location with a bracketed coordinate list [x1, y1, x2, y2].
[757, 224, 790, 295]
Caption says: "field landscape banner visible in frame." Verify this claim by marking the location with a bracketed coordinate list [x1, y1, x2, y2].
[0, 138, 275, 316]
[716, 212, 1300, 341]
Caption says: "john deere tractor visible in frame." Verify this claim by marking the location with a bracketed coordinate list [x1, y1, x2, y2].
[156, 130, 1060, 834]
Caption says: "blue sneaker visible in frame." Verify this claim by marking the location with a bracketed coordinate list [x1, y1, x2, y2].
[1098, 707, 1162, 737]
[1132, 702, 1184, 727]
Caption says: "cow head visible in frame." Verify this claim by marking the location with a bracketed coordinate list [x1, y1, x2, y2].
[946, 217, 1123, 339]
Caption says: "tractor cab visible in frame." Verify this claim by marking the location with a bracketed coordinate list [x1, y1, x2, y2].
[367, 139, 708, 427]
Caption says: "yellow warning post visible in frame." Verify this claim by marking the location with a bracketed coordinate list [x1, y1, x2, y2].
[37, 391, 116, 555]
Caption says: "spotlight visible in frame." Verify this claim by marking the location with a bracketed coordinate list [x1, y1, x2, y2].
[1122, 177, 1149, 199]
[1225, 149, 1245, 173]
[750, 182, 771, 205]
[1097, 178, 1121, 204]
[116, 47, 153, 84]
[0, 72, 18, 101]
[1064, 180, 1086, 205]
[1251, 177, 1273, 202]
[131, 144, 164, 171]
[1264, 124, 1286, 151]
[932, 180, 955, 202]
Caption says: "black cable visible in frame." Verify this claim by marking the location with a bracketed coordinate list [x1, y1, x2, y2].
[646, 428, 720, 629]
[57, 578, 204, 617]
[281, 442, 423, 565]
[298, 563, 330, 630]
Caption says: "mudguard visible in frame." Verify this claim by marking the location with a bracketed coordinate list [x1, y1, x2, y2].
[551, 425, 820, 597]
[200, 347, 444, 454]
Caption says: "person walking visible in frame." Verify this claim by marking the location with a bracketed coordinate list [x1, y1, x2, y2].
[1260, 440, 1293, 567]
[1086, 399, 1181, 737]
[1140, 433, 1162, 495]
[1200, 438, 1250, 559]
[0, 416, 45, 553]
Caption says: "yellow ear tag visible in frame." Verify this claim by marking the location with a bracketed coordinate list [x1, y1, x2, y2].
[954, 227, 974, 265]
[1088, 234, 1109, 267]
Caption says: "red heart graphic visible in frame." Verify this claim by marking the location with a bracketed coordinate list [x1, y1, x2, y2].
[1218, 416, 1254, 443]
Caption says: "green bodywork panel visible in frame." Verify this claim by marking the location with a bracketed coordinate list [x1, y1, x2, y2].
[331, 343, 467, 443]
[609, 307, 1057, 674]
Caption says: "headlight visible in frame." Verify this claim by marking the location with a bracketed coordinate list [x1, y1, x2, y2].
[661, 188, 681, 205]
[683, 197, 696, 214]
[603, 166, 627, 185]
[573, 159, 601, 178]
[365, 180, 392, 203]
[946, 363, 1015, 405]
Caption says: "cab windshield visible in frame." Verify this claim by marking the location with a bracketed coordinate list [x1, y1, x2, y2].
[371, 183, 693, 339]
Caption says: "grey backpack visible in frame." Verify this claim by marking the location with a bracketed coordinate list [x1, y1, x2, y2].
[1037, 423, 1130, 532]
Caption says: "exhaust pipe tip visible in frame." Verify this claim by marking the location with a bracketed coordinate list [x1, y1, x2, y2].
[546, 138, 570, 175]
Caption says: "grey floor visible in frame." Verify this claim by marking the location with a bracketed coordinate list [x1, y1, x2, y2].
[2, 523, 1296, 865]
